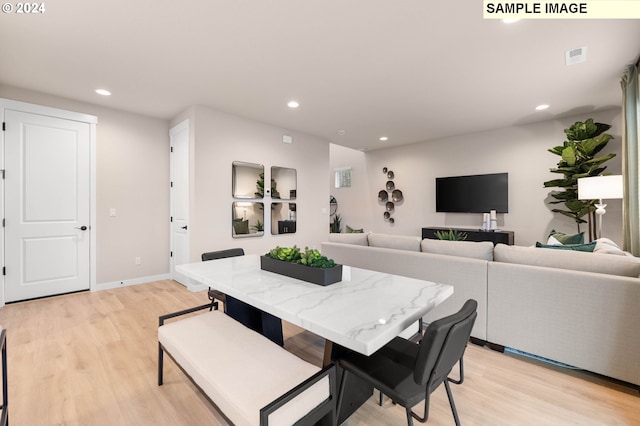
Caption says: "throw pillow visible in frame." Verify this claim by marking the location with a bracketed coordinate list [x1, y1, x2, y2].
[233, 219, 249, 234]
[535, 241, 596, 252]
[346, 225, 364, 233]
[548, 229, 584, 245]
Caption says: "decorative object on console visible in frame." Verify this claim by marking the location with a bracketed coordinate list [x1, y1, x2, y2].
[578, 175, 623, 239]
[490, 209, 497, 230]
[379, 167, 403, 224]
[482, 213, 490, 230]
[434, 229, 468, 241]
[543, 118, 615, 239]
[330, 213, 342, 233]
[261, 246, 342, 286]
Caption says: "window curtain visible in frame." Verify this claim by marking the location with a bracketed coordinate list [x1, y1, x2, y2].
[621, 64, 640, 256]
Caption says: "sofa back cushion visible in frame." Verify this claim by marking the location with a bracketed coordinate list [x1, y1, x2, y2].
[494, 244, 640, 277]
[367, 233, 421, 252]
[421, 239, 494, 261]
[327, 232, 369, 246]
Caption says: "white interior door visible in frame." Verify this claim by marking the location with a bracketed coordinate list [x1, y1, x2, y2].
[4, 109, 92, 302]
[169, 120, 190, 285]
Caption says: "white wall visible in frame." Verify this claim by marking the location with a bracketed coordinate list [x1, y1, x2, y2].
[329, 144, 374, 232]
[0, 85, 171, 286]
[184, 105, 331, 261]
[332, 109, 623, 247]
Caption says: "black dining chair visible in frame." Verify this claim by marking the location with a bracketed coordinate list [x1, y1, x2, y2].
[201, 248, 284, 346]
[201, 248, 245, 311]
[336, 299, 477, 426]
[0, 327, 7, 426]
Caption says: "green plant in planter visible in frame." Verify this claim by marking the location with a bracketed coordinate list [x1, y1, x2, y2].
[265, 246, 336, 268]
[251, 220, 264, 232]
[330, 213, 342, 233]
[543, 119, 615, 232]
[435, 229, 468, 241]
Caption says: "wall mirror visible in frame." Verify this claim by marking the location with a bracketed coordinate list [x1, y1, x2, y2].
[271, 202, 296, 235]
[271, 166, 297, 200]
[232, 161, 264, 199]
[232, 201, 265, 238]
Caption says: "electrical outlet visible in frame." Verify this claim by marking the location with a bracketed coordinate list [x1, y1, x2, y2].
[135, 257, 141, 265]
[109, 208, 116, 217]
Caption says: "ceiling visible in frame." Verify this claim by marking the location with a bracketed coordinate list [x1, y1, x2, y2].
[1, 1, 639, 151]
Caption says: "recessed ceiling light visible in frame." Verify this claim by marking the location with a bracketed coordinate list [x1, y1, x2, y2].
[337, 130, 346, 136]
[502, 18, 521, 24]
[95, 88, 111, 96]
[535, 104, 550, 111]
[379, 136, 389, 141]
[287, 101, 299, 109]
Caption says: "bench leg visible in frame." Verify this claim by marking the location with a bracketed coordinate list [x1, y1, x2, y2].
[158, 343, 164, 386]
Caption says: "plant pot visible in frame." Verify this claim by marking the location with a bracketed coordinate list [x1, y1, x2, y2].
[260, 256, 343, 286]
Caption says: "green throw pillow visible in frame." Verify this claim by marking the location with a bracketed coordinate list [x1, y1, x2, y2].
[548, 229, 585, 245]
[346, 225, 364, 233]
[535, 241, 596, 252]
[233, 219, 249, 234]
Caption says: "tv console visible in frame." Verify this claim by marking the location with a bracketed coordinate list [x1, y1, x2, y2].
[422, 227, 514, 246]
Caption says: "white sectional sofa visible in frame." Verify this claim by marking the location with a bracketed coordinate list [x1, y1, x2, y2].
[321, 232, 640, 387]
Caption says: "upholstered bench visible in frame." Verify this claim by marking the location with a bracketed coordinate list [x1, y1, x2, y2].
[158, 307, 336, 426]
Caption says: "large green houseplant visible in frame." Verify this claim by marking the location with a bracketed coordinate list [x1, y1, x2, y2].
[543, 119, 615, 235]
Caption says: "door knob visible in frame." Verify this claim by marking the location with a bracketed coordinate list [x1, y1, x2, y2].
[181, 225, 188, 230]
[75, 226, 88, 231]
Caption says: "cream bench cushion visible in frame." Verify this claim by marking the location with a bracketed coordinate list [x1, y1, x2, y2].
[158, 310, 330, 426]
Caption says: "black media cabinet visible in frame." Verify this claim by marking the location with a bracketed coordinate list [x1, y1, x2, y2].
[422, 227, 514, 246]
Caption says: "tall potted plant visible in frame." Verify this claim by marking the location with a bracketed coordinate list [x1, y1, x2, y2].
[543, 119, 615, 236]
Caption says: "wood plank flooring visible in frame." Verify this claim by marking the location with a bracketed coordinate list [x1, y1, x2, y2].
[0, 280, 637, 425]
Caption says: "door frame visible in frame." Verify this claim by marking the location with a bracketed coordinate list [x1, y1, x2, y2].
[169, 119, 190, 285]
[0, 98, 97, 306]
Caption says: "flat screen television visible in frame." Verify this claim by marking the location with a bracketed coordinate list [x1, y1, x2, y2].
[435, 173, 508, 213]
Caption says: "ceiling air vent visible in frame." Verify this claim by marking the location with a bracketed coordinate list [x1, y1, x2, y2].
[565, 46, 587, 65]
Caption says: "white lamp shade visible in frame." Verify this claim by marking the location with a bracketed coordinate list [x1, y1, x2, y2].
[577, 175, 623, 200]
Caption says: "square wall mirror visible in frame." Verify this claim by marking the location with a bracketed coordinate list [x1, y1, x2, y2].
[271, 166, 296, 200]
[232, 161, 264, 199]
[271, 202, 296, 235]
[232, 201, 265, 238]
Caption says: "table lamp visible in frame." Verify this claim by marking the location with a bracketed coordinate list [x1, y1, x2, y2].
[577, 175, 623, 239]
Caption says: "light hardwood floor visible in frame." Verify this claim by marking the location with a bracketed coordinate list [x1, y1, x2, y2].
[0, 280, 637, 425]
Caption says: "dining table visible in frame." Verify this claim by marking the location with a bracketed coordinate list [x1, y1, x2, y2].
[176, 254, 454, 367]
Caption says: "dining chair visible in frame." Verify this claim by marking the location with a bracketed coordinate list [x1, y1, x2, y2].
[0, 327, 7, 426]
[201, 248, 245, 311]
[201, 248, 284, 346]
[336, 299, 477, 426]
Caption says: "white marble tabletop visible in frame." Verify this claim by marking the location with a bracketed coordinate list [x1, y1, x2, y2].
[176, 254, 453, 356]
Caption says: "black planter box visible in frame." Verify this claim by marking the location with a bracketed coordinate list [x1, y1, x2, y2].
[260, 256, 343, 286]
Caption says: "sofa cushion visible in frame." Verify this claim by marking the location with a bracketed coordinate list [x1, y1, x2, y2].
[345, 225, 364, 233]
[548, 229, 584, 245]
[421, 239, 494, 261]
[367, 233, 421, 252]
[594, 238, 628, 256]
[328, 232, 369, 246]
[535, 241, 597, 252]
[494, 244, 640, 277]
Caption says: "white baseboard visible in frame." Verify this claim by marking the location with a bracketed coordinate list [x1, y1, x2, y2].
[173, 276, 208, 293]
[94, 273, 172, 291]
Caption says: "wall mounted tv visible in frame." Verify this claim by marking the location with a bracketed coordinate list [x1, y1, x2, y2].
[435, 173, 508, 213]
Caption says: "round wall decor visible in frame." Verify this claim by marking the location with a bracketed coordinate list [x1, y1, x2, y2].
[378, 167, 404, 224]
